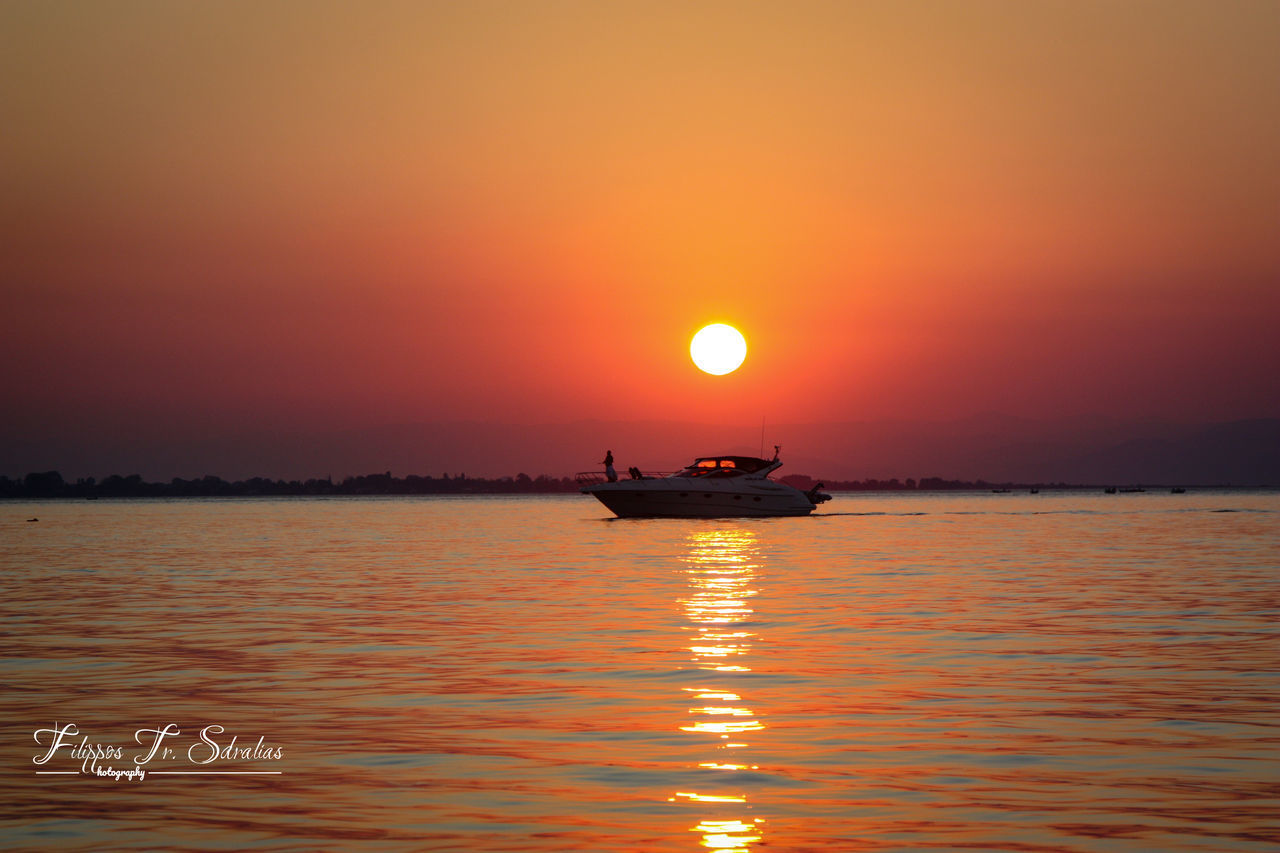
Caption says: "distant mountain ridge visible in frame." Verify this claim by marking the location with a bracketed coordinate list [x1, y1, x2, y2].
[4, 416, 1276, 486]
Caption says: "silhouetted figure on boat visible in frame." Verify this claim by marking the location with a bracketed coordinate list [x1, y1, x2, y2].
[602, 450, 617, 482]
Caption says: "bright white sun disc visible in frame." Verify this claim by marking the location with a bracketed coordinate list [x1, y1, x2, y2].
[690, 324, 747, 375]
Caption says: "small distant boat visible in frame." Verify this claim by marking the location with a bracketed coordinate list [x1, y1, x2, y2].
[1171, 487, 1186, 494]
[1104, 487, 1117, 494]
[991, 488, 1010, 494]
[1030, 489, 1040, 494]
[1119, 487, 1146, 493]
[578, 451, 830, 518]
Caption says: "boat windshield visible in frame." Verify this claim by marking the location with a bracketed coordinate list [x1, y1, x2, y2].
[672, 457, 768, 478]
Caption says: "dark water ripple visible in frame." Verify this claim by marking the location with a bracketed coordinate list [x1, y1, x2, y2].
[2, 490, 1278, 851]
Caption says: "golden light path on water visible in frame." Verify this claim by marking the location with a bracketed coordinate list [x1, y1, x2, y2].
[674, 528, 766, 851]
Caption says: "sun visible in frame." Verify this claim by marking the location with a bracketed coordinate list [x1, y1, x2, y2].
[690, 323, 747, 375]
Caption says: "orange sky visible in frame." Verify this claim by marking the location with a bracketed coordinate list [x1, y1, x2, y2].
[4, 1, 1279, 452]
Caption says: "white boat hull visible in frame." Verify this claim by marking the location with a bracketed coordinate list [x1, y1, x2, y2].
[582, 478, 819, 518]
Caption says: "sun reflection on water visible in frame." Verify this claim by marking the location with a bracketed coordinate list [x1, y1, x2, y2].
[692, 820, 765, 850]
[676, 528, 767, 850]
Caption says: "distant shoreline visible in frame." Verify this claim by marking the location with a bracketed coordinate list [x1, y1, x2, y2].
[3, 471, 1268, 499]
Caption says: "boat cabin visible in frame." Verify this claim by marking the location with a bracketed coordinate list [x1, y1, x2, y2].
[672, 456, 776, 478]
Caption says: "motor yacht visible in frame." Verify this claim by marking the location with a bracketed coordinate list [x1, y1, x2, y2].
[577, 451, 830, 518]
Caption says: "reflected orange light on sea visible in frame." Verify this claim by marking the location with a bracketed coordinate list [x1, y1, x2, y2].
[6, 493, 1277, 851]
[674, 528, 768, 849]
[691, 819, 764, 850]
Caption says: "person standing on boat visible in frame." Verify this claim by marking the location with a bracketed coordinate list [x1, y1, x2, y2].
[602, 450, 617, 482]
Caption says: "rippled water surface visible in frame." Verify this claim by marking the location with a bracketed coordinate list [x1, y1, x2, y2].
[3, 491, 1278, 851]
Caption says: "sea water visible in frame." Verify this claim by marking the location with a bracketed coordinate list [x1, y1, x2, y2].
[2, 491, 1277, 851]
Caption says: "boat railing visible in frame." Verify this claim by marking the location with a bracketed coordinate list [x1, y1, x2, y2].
[575, 470, 672, 486]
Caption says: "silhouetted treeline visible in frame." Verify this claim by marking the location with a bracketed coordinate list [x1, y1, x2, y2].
[3, 469, 1112, 499]
[0, 470, 582, 499]
[778, 475, 1081, 491]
